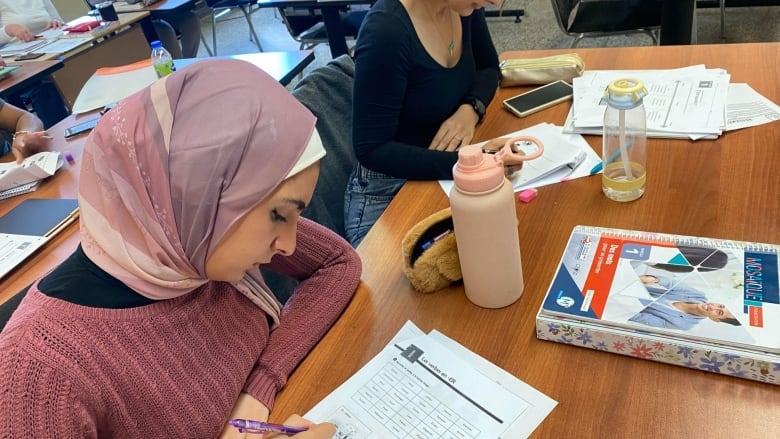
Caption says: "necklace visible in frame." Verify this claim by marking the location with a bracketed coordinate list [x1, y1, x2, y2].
[424, 4, 455, 56]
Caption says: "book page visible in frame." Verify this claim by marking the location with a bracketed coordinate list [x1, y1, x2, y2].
[305, 321, 556, 438]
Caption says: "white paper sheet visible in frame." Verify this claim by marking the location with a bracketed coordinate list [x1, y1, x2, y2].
[0, 39, 49, 56]
[37, 37, 93, 53]
[72, 64, 158, 114]
[305, 321, 556, 438]
[0, 152, 63, 192]
[438, 123, 601, 195]
[725, 83, 780, 131]
[0, 233, 48, 280]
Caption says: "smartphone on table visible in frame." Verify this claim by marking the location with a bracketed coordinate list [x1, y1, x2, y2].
[503, 80, 574, 118]
[63, 118, 100, 139]
[14, 52, 45, 61]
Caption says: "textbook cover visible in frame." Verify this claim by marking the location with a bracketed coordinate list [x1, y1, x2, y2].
[536, 225, 779, 384]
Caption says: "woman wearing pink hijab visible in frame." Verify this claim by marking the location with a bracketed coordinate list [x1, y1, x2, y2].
[0, 59, 360, 438]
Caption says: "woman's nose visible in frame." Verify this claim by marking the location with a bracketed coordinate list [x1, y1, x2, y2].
[273, 224, 298, 256]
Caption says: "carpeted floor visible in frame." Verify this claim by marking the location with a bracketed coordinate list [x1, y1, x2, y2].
[193, 0, 780, 82]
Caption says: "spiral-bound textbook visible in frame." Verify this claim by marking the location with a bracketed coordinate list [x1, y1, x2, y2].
[536, 225, 779, 384]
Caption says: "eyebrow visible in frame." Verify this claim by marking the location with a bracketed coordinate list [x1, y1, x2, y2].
[283, 198, 306, 211]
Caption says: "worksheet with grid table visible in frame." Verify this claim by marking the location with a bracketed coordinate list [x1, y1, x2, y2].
[306, 322, 556, 438]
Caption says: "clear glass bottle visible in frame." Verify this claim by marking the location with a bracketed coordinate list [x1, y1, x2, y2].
[150, 40, 175, 79]
[449, 144, 524, 308]
[602, 78, 648, 202]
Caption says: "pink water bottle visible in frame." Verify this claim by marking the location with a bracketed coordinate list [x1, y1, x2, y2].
[449, 144, 524, 308]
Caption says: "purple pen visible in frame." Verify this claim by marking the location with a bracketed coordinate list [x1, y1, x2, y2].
[229, 418, 308, 436]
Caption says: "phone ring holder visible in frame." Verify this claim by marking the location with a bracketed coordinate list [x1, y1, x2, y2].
[482, 136, 544, 178]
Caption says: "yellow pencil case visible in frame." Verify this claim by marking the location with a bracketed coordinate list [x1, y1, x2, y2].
[499, 53, 585, 87]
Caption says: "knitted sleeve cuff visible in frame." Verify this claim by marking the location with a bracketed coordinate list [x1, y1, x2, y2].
[243, 367, 282, 410]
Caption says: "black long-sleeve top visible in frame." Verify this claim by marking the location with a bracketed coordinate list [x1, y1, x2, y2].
[352, 0, 500, 180]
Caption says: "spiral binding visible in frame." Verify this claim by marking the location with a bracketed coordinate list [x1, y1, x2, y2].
[574, 225, 780, 253]
[0, 181, 40, 201]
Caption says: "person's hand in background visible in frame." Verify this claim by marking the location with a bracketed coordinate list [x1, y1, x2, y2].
[12, 131, 53, 163]
[0, 99, 51, 163]
[428, 104, 479, 152]
[47, 19, 65, 29]
[3, 24, 36, 41]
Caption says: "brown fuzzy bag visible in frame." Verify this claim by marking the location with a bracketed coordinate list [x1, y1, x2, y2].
[401, 208, 462, 293]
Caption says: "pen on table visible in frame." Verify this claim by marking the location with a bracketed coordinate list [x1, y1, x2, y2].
[560, 150, 587, 182]
[589, 141, 634, 175]
[229, 419, 308, 436]
[45, 208, 79, 238]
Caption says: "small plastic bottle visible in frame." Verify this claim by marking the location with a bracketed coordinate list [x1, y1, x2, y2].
[150, 40, 176, 79]
[449, 144, 524, 308]
[601, 78, 648, 202]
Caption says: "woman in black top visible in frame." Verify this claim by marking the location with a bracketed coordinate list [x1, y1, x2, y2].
[346, 0, 503, 247]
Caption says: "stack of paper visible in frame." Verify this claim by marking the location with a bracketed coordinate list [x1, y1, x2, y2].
[439, 122, 601, 195]
[0, 39, 49, 57]
[305, 321, 557, 438]
[564, 65, 730, 140]
[0, 27, 94, 58]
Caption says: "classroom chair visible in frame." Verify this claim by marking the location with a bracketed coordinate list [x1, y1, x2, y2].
[550, 0, 663, 47]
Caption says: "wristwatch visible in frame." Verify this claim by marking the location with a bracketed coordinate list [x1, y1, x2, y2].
[464, 96, 486, 123]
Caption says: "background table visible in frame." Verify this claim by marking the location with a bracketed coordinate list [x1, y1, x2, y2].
[270, 42, 780, 437]
[257, 0, 374, 58]
[173, 49, 314, 85]
[17, 12, 155, 110]
[0, 60, 63, 99]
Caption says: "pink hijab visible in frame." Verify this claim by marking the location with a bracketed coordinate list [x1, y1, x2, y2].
[78, 59, 317, 325]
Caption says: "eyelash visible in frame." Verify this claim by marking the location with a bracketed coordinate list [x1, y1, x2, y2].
[271, 209, 287, 223]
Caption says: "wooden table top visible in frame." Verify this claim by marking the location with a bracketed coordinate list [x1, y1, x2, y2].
[269, 42, 780, 437]
[115, 0, 198, 14]
[24, 12, 151, 62]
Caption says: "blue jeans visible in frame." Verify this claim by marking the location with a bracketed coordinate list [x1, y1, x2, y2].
[344, 163, 405, 248]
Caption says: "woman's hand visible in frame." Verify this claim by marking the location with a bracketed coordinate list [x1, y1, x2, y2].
[218, 393, 270, 439]
[428, 104, 479, 152]
[47, 20, 65, 29]
[4, 24, 35, 41]
[263, 415, 336, 439]
[12, 131, 53, 164]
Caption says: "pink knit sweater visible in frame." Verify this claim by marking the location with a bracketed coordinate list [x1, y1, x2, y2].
[0, 219, 361, 438]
